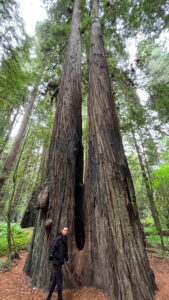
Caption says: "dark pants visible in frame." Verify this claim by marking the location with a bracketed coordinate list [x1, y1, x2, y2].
[46, 264, 63, 300]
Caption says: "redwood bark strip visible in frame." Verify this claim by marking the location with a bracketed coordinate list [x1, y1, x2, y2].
[24, 0, 86, 290]
[83, 1, 157, 299]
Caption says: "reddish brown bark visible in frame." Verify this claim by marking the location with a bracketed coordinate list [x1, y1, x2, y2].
[81, 1, 157, 299]
[23, 0, 87, 291]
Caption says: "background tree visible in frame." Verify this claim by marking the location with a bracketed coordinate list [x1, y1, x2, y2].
[0, 83, 39, 193]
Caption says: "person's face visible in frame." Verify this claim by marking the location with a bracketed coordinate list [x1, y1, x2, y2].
[61, 227, 68, 236]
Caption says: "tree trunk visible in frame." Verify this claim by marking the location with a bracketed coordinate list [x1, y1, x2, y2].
[40, 149, 48, 186]
[21, 148, 48, 227]
[6, 124, 29, 259]
[0, 106, 20, 157]
[82, 1, 157, 299]
[132, 132, 165, 250]
[0, 108, 13, 139]
[20, 186, 40, 228]
[10, 152, 31, 222]
[24, 0, 86, 291]
[0, 85, 38, 193]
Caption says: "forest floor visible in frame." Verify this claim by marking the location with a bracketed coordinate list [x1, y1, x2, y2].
[0, 252, 169, 300]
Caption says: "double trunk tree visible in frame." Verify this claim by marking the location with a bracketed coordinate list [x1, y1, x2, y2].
[82, 1, 157, 299]
[24, 0, 87, 290]
[24, 1, 157, 299]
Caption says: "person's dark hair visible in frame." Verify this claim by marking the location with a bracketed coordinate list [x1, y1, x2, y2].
[62, 225, 68, 229]
[56, 226, 68, 235]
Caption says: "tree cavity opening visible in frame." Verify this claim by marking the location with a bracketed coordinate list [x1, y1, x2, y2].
[74, 140, 85, 250]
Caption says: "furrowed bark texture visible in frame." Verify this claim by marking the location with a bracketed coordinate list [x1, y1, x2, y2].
[24, 0, 88, 290]
[83, 1, 157, 299]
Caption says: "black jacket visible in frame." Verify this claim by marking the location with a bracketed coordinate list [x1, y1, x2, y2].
[49, 233, 68, 266]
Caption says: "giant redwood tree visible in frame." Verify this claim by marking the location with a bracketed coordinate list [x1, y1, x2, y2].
[24, 0, 87, 290]
[82, 1, 157, 299]
[23, 0, 159, 299]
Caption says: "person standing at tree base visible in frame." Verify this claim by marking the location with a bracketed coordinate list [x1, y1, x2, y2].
[46, 226, 69, 300]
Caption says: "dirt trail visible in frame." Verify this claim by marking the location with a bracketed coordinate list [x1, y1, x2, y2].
[0, 252, 169, 300]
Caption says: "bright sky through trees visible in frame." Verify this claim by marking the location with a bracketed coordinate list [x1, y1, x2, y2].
[18, 0, 47, 36]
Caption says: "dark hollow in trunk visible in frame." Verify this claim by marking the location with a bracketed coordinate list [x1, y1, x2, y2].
[75, 139, 85, 250]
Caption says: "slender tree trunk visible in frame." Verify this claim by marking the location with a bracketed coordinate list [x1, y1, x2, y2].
[0, 106, 20, 157]
[10, 153, 31, 222]
[24, 0, 86, 291]
[0, 85, 38, 192]
[6, 125, 30, 259]
[132, 132, 165, 250]
[140, 135, 155, 191]
[82, 1, 157, 299]
[0, 108, 13, 139]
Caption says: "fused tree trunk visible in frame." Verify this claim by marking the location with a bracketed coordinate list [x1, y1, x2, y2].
[132, 132, 165, 250]
[0, 85, 38, 193]
[24, 0, 87, 291]
[82, 1, 157, 299]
